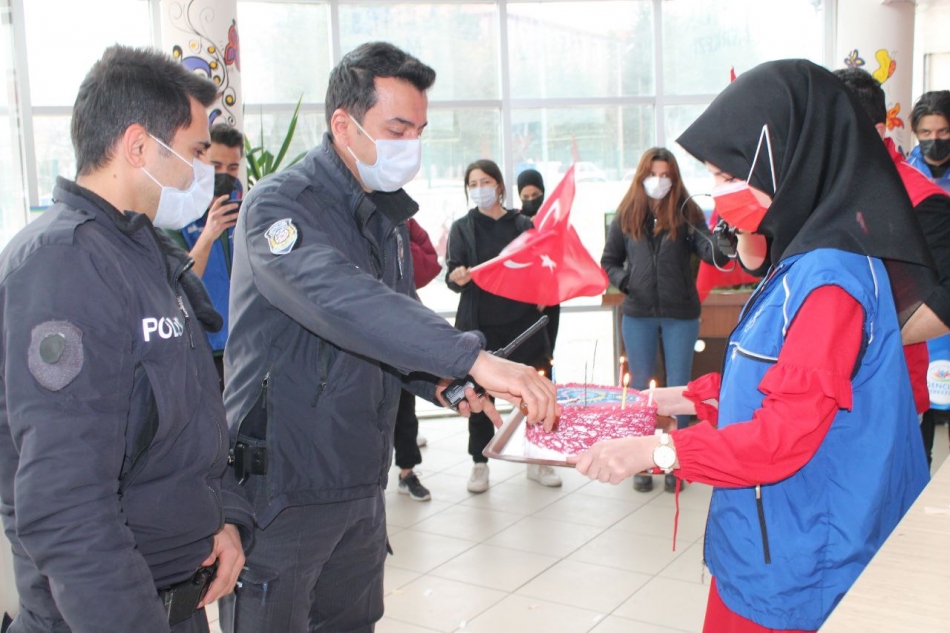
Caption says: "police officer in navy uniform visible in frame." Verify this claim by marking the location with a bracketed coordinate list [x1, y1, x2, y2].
[0, 46, 253, 632]
[221, 42, 558, 632]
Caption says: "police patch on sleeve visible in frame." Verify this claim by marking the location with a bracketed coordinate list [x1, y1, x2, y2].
[28, 321, 84, 391]
[264, 219, 298, 255]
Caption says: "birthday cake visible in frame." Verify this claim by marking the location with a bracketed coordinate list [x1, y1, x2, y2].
[524, 383, 657, 455]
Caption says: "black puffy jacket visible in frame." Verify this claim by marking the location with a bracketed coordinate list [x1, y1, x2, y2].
[601, 208, 724, 319]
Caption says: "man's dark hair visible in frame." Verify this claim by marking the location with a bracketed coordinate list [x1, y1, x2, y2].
[324, 42, 436, 138]
[210, 123, 245, 156]
[834, 68, 886, 125]
[71, 45, 218, 176]
[910, 90, 950, 133]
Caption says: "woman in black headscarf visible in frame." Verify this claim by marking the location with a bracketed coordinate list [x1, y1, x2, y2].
[569, 60, 932, 632]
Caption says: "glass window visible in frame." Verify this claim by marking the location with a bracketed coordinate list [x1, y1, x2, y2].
[23, 0, 151, 106]
[242, 109, 327, 175]
[409, 108, 502, 313]
[32, 116, 75, 206]
[663, 104, 714, 198]
[0, 0, 27, 245]
[508, 1, 654, 99]
[663, 0, 824, 96]
[338, 3, 499, 101]
[238, 2, 331, 104]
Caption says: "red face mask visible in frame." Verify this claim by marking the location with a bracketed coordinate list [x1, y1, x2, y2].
[711, 124, 776, 233]
[711, 181, 769, 232]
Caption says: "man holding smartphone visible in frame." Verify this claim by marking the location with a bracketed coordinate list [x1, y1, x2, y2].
[169, 123, 243, 386]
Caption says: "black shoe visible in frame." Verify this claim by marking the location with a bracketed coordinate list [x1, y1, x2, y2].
[633, 474, 653, 492]
[398, 472, 431, 501]
[664, 474, 677, 493]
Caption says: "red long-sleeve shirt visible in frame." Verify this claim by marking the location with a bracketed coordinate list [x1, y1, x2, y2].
[671, 285, 864, 487]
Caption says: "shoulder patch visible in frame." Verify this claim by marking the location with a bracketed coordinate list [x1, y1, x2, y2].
[28, 321, 84, 391]
[264, 219, 298, 255]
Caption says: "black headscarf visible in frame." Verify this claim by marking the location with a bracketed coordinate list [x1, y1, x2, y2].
[677, 59, 935, 323]
[517, 169, 545, 196]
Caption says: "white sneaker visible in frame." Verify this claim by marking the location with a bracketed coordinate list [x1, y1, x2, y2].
[416, 434, 427, 448]
[467, 463, 490, 493]
[526, 464, 562, 487]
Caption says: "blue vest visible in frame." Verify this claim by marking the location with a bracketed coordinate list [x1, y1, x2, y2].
[907, 146, 950, 194]
[707, 249, 929, 630]
[180, 220, 233, 352]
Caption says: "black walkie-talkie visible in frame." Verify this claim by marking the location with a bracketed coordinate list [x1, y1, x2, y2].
[442, 315, 549, 411]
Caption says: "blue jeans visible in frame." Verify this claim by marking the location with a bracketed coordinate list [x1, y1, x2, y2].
[621, 315, 700, 430]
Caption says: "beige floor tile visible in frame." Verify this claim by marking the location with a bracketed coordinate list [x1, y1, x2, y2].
[460, 479, 567, 514]
[568, 530, 684, 575]
[428, 543, 559, 592]
[503, 465, 592, 492]
[613, 577, 708, 632]
[375, 617, 442, 633]
[385, 566, 422, 595]
[515, 559, 652, 613]
[402, 472, 480, 504]
[459, 594, 607, 633]
[387, 530, 478, 573]
[531, 492, 641, 528]
[657, 541, 707, 585]
[417, 419, 469, 444]
[386, 497, 455, 529]
[647, 483, 713, 510]
[396, 447, 472, 473]
[610, 504, 708, 544]
[443, 458, 530, 483]
[574, 478, 663, 504]
[383, 575, 506, 632]
[484, 516, 606, 558]
[412, 505, 524, 542]
[589, 615, 690, 633]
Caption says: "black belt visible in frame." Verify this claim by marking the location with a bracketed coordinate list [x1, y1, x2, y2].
[158, 562, 218, 626]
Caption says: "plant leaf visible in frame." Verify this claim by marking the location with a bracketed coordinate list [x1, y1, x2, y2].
[272, 95, 303, 172]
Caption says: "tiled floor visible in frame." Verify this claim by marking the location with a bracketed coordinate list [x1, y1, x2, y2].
[208, 418, 950, 633]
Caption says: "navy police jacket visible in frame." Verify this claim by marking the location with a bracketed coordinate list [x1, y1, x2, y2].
[224, 134, 484, 527]
[0, 179, 254, 632]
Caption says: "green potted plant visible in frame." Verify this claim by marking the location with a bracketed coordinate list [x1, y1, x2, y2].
[244, 96, 307, 188]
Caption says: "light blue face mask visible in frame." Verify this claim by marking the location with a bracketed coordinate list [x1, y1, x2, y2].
[141, 133, 215, 229]
[469, 186, 499, 210]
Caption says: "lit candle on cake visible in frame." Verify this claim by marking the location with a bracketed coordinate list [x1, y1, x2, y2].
[648, 379, 656, 406]
[618, 356, 625, 386]
[621, 372, 630, 409]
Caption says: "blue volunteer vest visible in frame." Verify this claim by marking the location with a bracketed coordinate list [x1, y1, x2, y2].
[707, 249, 928, 630]
[180, 220, 233, 352]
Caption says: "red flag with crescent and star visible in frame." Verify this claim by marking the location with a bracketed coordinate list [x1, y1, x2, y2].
[469, 165, 608, 305]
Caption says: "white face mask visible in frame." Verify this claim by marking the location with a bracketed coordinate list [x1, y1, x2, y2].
[141, 134, 214, 229]
[643, 176, 673, 200]
[469, 186, 499, 210]
[346, 115, 422, 192]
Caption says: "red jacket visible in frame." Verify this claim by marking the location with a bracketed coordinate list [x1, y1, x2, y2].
[888, 137, 950, 414]
[407, 218, 441, 290]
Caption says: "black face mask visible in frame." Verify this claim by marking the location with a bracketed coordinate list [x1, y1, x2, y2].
[520, 197, 544, 217]
[214, 173, 240, 199]
[919, 138, 950, 163]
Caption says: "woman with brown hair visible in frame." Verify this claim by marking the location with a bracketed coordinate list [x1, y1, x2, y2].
[601, 147, 727, 492]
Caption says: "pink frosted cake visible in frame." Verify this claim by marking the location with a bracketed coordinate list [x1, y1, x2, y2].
[524, 383, 657, 454]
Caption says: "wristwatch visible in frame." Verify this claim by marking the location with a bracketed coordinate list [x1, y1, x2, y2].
[653, 430, 677, 473]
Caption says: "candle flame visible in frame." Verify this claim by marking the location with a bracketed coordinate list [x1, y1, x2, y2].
[650, 379, 656, 390]
[538, 369, 545, 377]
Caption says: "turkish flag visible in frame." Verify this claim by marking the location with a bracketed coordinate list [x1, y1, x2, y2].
[695, 210, 760, 302]
[469, 166, 608, 305]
